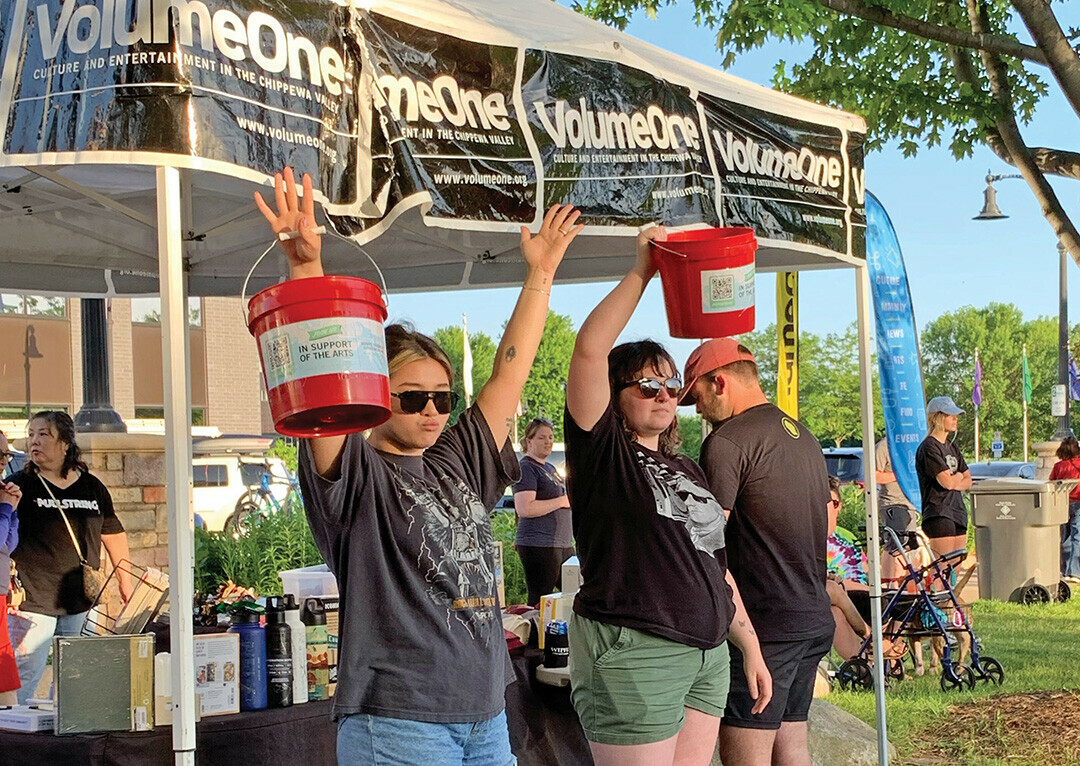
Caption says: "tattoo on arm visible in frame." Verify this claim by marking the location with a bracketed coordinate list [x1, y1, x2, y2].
[505, 346, 517, 362]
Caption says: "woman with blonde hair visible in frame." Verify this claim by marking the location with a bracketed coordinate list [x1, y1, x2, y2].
[915, 397, 972, 559]
[513, 418, 573, 605]
[256, 167, 580, 765]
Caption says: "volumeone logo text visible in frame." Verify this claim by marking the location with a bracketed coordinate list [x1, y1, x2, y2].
[713, 130, 842, 190]
[534, 98, 701, 152]
[378, 74, 511, 131]
[34, 0, 348, 94]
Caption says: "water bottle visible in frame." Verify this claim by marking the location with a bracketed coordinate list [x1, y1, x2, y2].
[301, 597, 330, 701]
[264, 596, 293, 708]
[283, 594, 308, 705]
[227, 602, 268, 711]
[544, 620, 569, 668]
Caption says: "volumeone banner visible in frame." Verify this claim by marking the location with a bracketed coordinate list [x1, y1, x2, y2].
[866, 191, 926, 511]
[0, 0, 865, 256]
[776, 271, 799, 419]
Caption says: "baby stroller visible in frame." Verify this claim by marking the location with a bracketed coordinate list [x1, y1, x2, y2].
[836, 526, 1004, 692]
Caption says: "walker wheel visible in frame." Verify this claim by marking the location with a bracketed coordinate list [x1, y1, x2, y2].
[940, 663, 976, 692]
[837, 658, 874, 691]
[976, 656, 1005, 685]
[1057, 581, 1072, 603]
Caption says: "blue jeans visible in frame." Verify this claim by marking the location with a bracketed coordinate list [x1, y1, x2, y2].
[337, 710, 516, 766]
[7, 611, 87, 704]
[1062, 501, 1080, 578]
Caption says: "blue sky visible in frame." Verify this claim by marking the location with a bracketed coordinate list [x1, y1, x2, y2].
[389, 2, 1080, 365]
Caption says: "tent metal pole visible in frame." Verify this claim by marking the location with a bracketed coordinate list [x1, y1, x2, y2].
[156, 166, 196, 766]
[855, 263, 888, 766]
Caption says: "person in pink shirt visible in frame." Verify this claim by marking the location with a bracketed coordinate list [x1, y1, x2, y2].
[1049, 436, 1080, 579]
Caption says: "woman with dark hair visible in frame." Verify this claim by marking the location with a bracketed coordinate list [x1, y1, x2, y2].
[0, 429, 23, 704]
[7, 411, 132, 703]
[256, 168, 579, 765]
[513, 417, 573, 605]
[563, 228, 769, 766]
[1049, 436, 1080, 578]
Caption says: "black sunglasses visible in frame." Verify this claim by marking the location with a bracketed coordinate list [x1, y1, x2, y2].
[391, 390, 460, 415]
[0, 451, 13, 462]
[617, 377, 683, 399]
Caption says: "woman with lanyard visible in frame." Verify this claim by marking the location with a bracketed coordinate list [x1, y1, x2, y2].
[563, 226, 770, 766]
[915, 396, 973, 560]
[513, 418, 573, 606]
[7, 411, 133, 704]
[255, 167, 580, 765]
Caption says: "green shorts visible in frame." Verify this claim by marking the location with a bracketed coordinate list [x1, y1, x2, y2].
[568, 613, 731, 746]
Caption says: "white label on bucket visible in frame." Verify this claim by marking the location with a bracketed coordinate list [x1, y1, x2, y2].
[259, 316, 388, 391]
[701, 263, 755, 314]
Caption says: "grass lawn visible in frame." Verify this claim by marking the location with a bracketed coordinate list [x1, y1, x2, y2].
[827, 599, 1080, 765]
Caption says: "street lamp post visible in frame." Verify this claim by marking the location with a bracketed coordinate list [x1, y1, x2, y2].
[975, 172, 1074, 441]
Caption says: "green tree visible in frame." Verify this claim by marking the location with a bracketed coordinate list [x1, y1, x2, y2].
[799, 324, 885, 446]
[518, 311, 577, 440]
[921, 302, 1058, 457]
[576, 0, 1080, 264]
[737, 323, 779, 400]
[432, 325, 497, 424]
[678, 414, 705, 460]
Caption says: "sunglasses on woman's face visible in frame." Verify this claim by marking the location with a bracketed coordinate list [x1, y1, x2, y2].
[391, 390, 460, 415]
[618, 376, 683, 399]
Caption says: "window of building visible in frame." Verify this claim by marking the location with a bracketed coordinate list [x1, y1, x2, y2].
[0, 405, 69, 419]
[192, 464, 228, 488]
[131, 297, 202, 326]
[1, 294, 66, 317]
[134, 407, 206, 425]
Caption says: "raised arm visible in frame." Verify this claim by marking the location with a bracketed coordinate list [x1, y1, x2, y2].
[566, 227, 666, 431]
[475, 205, 581, 447]
[255, 168, 346, 478]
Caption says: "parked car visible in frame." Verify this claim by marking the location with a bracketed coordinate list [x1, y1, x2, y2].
[968, 461, 1036, 481]
[192, 435, 292, 532]
[822, 447, 864, 486]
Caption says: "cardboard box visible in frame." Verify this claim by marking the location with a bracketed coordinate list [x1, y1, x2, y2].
[537, 593, 572, 649]
[0, 706, 55, 732]
[54, 634, 154, 734]
[194, 633, 240, 717]
[322, 594, 339, 697]
[561, 555, 581, 597]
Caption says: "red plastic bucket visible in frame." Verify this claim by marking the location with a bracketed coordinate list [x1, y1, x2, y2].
[247, 276, 390, 437]
[651, 227, 757, 338]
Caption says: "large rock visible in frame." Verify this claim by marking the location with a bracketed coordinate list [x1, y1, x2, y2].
[710, 699, 897, 766]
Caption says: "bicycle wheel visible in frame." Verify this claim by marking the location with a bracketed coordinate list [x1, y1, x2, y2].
[226, 491, 271, 536]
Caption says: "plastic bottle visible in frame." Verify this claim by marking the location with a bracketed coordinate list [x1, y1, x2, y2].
[283, 594, 308, 705]
[301, 597, 330, 701]
[227, 602, 268, 711]
[264, 596, 293, 708]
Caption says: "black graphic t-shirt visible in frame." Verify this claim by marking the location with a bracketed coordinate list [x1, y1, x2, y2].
[11, 470, 124, 616]
[564, 405, 733, 649]
[700, 403, 833, 642]
[299, 406, 519, 723]
[513, 456, 572, 547]
[915, 436, 969, 525]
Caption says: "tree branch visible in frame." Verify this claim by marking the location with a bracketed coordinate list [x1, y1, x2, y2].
[808, 0, 1047, 65]
[964, 0, 1080, 266]
[1010, 0, 1080, 121]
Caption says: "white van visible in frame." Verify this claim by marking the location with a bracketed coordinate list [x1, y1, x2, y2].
[192, 436, 293, 532]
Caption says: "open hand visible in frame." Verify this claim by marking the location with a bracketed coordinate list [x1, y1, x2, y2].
[744, 648, 774, 715]
[519, 204, 583, 278]
[254, 167, 322, 276]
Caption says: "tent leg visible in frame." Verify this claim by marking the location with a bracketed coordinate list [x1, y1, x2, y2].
[855, 264, 888, 766]
[157, 166, 196, 766]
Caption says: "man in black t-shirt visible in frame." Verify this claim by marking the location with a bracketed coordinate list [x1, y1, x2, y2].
[681, 338, 832, 766]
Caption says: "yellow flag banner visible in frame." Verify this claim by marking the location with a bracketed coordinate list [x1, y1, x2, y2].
[777, 272, 799, 418]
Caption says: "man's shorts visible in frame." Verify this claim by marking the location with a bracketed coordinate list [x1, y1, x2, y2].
[723, 628, 833, 730]
[883, 505, 918, 554]
[568, 613, 730, 745]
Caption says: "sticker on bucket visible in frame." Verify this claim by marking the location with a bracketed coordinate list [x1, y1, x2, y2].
[260, 316, 388, 390]
[701, 263, 755, 314]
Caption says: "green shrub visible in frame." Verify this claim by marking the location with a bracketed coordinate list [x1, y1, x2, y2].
[837, 484, 866, 534]
[195, 501, 323, 596]
[491, 511, 528, 607]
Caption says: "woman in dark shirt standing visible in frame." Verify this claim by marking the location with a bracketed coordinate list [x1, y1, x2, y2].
[915, 396, 972, 560]
[513, 418, 573, 605]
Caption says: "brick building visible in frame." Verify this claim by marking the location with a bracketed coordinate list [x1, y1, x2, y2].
[0, 294, 270, 435]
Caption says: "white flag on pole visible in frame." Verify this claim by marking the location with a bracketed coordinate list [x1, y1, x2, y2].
[463, 313, 474, 406]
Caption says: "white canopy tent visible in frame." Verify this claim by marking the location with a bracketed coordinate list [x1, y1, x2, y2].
[0, 0, 886, 763]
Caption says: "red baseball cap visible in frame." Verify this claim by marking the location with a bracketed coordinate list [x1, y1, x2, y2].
[679, 338, 756, 406]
